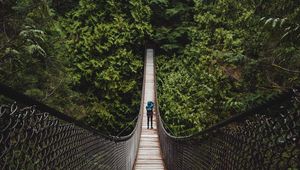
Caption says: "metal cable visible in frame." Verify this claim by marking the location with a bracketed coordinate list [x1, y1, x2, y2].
[156, 79, 300, 169]
[154, 53, 299, 169]
[1, 49, 299, 170]
[0, 51, 148, 170]
[0, 84, 143, 170]
[116, 115, 139, 137]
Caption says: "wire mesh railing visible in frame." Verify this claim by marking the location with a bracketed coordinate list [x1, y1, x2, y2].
[156, 86, 300, 169]
[0, 52, 147, 170]
[0, 82, 143, 170]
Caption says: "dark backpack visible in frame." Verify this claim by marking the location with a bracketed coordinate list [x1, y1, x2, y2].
[146, 105, 152, 112]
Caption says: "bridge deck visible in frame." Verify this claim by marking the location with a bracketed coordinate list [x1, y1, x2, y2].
[134, 49, 165, 170]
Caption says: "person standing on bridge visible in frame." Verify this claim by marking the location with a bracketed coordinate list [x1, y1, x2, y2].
[146, 101, 154, 129]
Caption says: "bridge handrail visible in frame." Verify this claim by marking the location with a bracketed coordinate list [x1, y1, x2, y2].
[0, 83, 112, 139]
[186, 89, 297, 139]
[154, 54, 300, 169]
[0, 82, 144, 142]
[157, 87, 297, 140]
[0, 51, 147, 169]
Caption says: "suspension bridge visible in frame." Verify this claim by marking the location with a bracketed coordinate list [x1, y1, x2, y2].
[0, 49, 299, 170]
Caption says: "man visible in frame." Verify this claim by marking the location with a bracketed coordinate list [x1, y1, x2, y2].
[146, 101, 154, 129]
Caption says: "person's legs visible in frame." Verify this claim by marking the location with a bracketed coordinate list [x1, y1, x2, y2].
[151, 115, 153, 129]
[147, 115, 150, 129]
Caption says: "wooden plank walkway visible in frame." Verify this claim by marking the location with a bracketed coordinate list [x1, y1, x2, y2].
[134, 49, 165, 170]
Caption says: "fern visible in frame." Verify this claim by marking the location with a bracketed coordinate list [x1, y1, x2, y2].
[26, 44, 46, 56]
[261, 17, 300, 41]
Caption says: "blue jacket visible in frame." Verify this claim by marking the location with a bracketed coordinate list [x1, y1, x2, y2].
[146, 101, 154, 111]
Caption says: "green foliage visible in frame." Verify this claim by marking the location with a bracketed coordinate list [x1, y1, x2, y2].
[156, 0, 300, 136]
[2, 0, 299, 137]
[1, 0, 63, 97]
[0, 0, 94, 121]
[0, 0, 152, 135]
[150, 0, 194, 54]
[60, 0, 152, 134]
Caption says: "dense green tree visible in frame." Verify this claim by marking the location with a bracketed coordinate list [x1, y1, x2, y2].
[150, 0, 194, 54]
[1, 0, 65, 103]
[60, 0, 152, 134]
[0, 0, 94, 120]
[0, 0, 153, 135]
[156, 0, 300, 135]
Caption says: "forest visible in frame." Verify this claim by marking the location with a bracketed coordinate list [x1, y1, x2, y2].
[1, 0, 299, 136]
